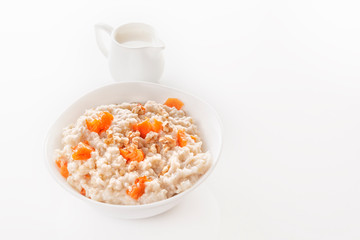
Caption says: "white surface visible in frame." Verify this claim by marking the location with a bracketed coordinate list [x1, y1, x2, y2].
[45, 82, 222, 219]
[1, 0, 360, 239]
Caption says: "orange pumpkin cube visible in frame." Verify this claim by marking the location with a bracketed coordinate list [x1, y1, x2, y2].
[164, 98, 184, 110]
[152, 119, 163, 133]
[177, 129, 187, 147]
[120, 145, 145, 164]
[86, 111, 114, 134]
[80, 188, 86, 196]
[132, 118, 163, 138]
[126, 176, 151, 200]
[72, 141, 94, 160]
[55, 158, 69, 179]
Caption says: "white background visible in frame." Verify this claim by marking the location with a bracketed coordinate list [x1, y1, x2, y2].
[1, 0, 360, 239]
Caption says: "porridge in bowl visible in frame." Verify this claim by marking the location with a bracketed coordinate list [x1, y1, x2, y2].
[55, 98, 211, 205]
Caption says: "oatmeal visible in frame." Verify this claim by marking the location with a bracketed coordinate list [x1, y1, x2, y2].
[55, 98, 211, 205]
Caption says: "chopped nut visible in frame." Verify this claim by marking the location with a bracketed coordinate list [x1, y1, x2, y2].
[163, 121, 173, 133]
[115, 137, 129, 148]
[127, 131, 140, 144]
[149, 143, 160, 154]
[124, 128, 144, 148]
[132, 136, 143, 147]
[132, 104, 146, 115]
[160, 108, 169, 118]
[163, 146, 170, 153]
[159, 135, 176, 149]
[145, 131, 158, 144]
[160, 165, 170, 176]
[128, 161, 138, 171]
[104, 132, 114, 145]
[119, 169, 126, 176]
[155, 144, 160, 153]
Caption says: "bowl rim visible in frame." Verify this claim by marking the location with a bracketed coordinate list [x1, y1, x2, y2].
[44, 81, 223, 209]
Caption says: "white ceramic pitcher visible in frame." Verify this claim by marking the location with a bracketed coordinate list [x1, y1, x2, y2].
[95, 23, 165, 82]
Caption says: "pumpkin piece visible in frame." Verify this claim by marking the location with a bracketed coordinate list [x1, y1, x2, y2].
[126, 176, 151, 200]
[80, 188, 86, 196]
[86, 111, 114, 134]
[86, 118, 101, 133]
[72, 141, 94, 160]
[120, 145, 145, 163]
[55, 158, 69, 179]
[132, 118, 152, 138]
[152, 119, 163, 133]
[100, 111, 114, 132]
[164, 98, 184, 110]
[133, 118, 163, 138]
[59, 162, 69, 179]
[84, 174, 91, 180]
[55, 158, 62, 168]
[177, 129, 187, 147]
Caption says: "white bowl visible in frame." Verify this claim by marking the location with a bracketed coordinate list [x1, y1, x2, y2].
[44, 82, 222, 219]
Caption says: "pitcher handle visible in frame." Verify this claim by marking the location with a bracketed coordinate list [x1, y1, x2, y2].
[94, 23, 113, 58]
